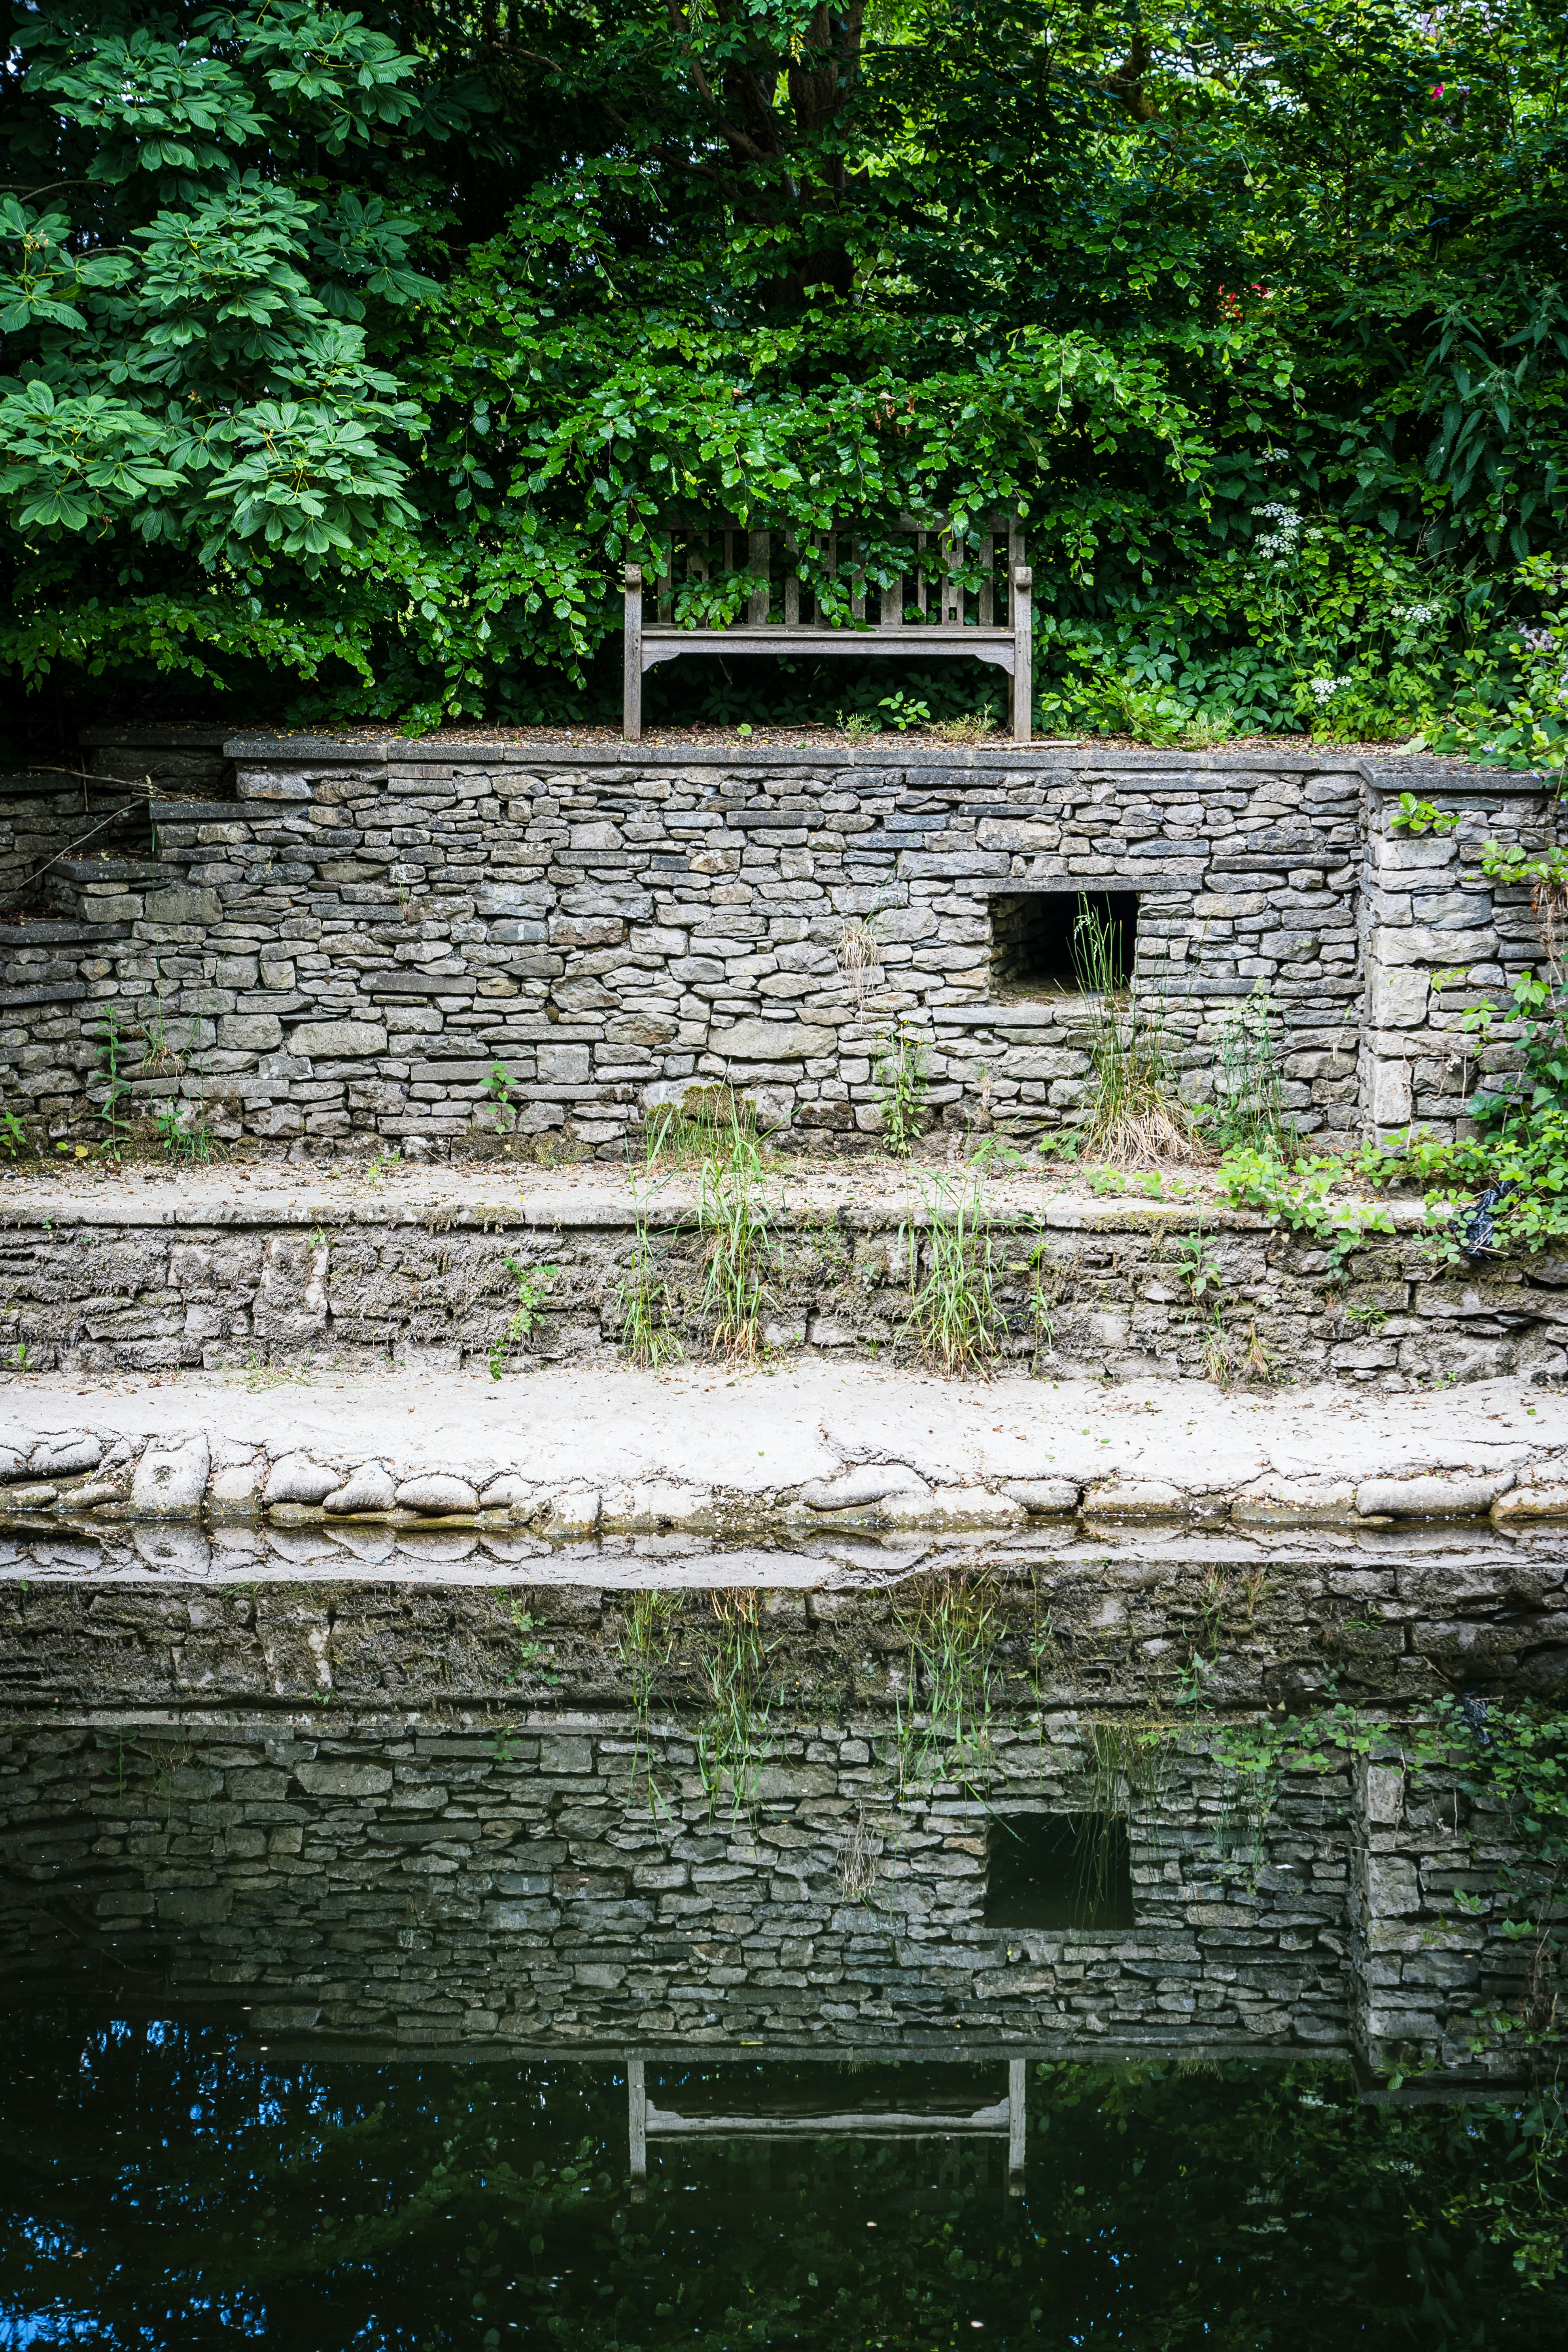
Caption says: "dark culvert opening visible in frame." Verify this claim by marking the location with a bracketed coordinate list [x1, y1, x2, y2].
[988, 890, 1139, 998]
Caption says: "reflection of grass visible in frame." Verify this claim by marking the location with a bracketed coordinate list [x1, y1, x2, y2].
[696, 1589, 775, 1822]
[618, 1589, 683, 1811]
[1082, 1715, 1177, 1910]
[895, 1569, 1004, 1788]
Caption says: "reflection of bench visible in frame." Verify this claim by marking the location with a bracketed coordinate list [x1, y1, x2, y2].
[622, 514, 1033, 742]
[626, 2057, 1026, 2195]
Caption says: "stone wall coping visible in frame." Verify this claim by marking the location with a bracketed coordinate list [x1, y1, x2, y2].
[79, 723, 235, 747]
[219, 732, 1550, 791]
[0, 1177, 1435, 1236]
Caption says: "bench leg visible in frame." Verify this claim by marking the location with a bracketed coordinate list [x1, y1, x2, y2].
[623, 566, 643, 742]
[629, 2055, 647, 2195]
[1011, 567, 1033, 742]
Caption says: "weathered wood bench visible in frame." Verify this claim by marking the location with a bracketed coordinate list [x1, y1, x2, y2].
[622, 511, 1032, 741]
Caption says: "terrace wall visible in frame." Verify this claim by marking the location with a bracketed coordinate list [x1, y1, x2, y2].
[0, 736, 1556, 1157]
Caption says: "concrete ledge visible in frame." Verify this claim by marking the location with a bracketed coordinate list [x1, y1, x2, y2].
[0, 1364, 1559, 1540]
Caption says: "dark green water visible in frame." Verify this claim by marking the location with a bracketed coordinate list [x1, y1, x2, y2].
[1, 2015, 1563, 2348]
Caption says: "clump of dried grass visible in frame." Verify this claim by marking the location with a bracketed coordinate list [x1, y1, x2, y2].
[1072, 903, 1204, 1167]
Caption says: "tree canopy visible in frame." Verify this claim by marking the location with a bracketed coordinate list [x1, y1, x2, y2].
[1, 1, 1566, 744]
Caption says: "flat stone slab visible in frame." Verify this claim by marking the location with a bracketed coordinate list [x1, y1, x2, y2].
[0, 1360, 1560, 1540]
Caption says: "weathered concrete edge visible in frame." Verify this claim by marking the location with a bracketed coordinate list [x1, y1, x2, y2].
[0, 1189, 1431, 1237]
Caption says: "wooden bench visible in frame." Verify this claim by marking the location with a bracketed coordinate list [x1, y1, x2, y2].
[622, 511, 1032, 741]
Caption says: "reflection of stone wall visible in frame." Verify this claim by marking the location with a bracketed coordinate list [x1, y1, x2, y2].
[0, 1711, 1532, 2081]
[5, 1557, 1567, 1718]
[0, 735, 1555, 1155]
[4, 1191, 1568, 1386]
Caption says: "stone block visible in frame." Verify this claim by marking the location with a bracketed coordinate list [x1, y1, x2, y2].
[130, 1432, 211, 1518]
[289, 1019, 388, 1058]
[265, 1455, 339, 1507]
[294, 1759, 393, 1797]
[710, 1017, 835, 1061]
[1366, 967, 1428, 1028]
[146, 886, 223, 927]
[219, 1013, 284, 1052]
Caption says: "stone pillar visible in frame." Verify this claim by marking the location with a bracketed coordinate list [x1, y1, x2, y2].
[1360, 792, 1498, 1141]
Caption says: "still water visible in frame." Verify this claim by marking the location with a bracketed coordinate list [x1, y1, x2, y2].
[0, 2016, 1562, 2348]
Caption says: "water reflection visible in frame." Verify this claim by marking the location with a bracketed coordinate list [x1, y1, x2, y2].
[0, 2016, 1562, 2348]
[2, 1548, 1565, 2342]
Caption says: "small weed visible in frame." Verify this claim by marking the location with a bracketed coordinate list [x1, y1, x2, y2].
[13, 1341, 31, 1372]
[1175, 1231, 1225, 1302]
[153, 1097, 215, 1163]
[488, 1257, 557, 1378]
[644, 1087, 735, 1171]
[697, 1105, 772, 1359]
[837, 709, 878, 742]
[895, 1568, 1003, 1791]
[239, 1349, 316, 1391]
[618, 1589, 683, 1812]
[1027, 1243, 1062, 1370]
[930, 698, 1000, 744]
[507, 1597, 561, 1687]
[95, 1009, 134, 1158]
[1182, 706, 1237, 749]
[1072, 904, 1201, 1165]
[696, 1590, 775, 1823]
[878, 691, 931, 731]
[1207, 988, 1291, 1156]
[616, 1211, 682, 1368]
[1203, 1309, 1236, 1389]
[482, 1061, 516, 1128]
[1, 1109, 30, 1158]
[366, 1149, 401, 1184]
[875, 1025, 928, 1156]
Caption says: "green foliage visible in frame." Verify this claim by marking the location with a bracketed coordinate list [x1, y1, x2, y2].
[1389, 794, 1460, 837]
[1219, 1144, 1395, 1259]
[1, 2, 1566, 730]
[900, 1172, 1005, 1375]
[1362, 874, 1568, 1250]
[1205, 988, 1290, 1156]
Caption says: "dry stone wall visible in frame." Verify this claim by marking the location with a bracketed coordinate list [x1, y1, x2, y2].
[1, 1186, 1566, 1389]
[0, 734, 1556, 1157]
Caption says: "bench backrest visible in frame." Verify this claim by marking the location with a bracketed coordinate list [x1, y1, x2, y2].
[639, 509, 1026, 632]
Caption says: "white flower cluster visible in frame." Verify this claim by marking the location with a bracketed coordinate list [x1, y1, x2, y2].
[1392, 602, 1439, 626]
[1309, 675, 1351, 704]
[1518, 625, 1558, 654]
[1260, 445, 1290, 463]
[1251, 502, 1301, 564]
